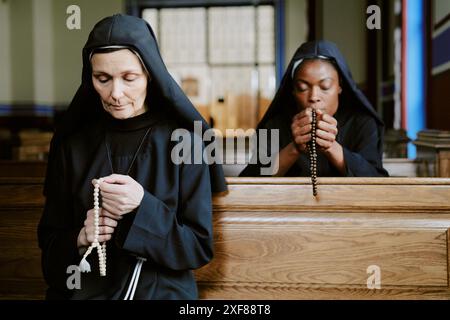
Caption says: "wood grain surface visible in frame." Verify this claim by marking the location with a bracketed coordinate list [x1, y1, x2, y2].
[0, 177, 449, 299]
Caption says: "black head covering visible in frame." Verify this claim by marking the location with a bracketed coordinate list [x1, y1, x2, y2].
[46, 14, 227, 193]
[258, 40, 383, 131]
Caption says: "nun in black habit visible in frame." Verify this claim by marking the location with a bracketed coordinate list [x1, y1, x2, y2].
[38, 14, 227, 300]
[240, 40, 388, 177]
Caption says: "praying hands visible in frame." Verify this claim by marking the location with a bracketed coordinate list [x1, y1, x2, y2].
[291, 108, 339, 154]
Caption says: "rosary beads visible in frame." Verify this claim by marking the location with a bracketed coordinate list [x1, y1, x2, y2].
[79, 178, 107, 276]
[308, 110, 318, 197]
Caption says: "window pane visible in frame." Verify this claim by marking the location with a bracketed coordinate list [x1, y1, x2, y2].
[258, 65, 276, 121]
[167, 64, 210, 121]
[257, 5, 275, 64]
[209, 6, 255, 64]
[144, 4, 276, 134]
[142, 9, 159, 40]
[210, 66, 258, 132]
[160, 8, 206, 64]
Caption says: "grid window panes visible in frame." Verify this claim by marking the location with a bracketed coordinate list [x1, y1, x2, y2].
[142, 5, 275, 135]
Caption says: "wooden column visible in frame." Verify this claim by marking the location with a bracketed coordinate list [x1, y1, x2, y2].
[414, 130, 450, 177]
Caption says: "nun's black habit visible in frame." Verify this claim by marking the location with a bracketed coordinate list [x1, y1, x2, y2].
[38, 14, 227, 300]
[240, 40, 388, 177]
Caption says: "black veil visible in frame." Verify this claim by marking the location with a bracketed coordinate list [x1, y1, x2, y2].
[240, 40, 387, 177]
[259, 40, 383, 131]
[46, 14, 227, 194]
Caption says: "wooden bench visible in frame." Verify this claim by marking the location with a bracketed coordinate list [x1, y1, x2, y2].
[1, 177, 450, 299]
[0, 161, 47, 178]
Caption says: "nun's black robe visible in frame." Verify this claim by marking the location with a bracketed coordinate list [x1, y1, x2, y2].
[38, 14, 227, 300]
[40, 110, 213, 300]
[240, 40, 388, 177]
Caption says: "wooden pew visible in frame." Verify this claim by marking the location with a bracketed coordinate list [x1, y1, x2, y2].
[0, 161, 47, 178]
[1, 177, 450, 300]
[0, 178, 46, 299]
[198, 177, 450, 299]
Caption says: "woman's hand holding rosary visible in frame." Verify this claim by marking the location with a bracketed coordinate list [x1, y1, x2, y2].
[314, 110, 339, 152]
[291, 107, 345, 179]
[77, 208, 118, 247]
[290, 107, 342, 196]
[77, 174, 145, 248]
[98, 174, 145, 216]
[291, 108, 339, 154]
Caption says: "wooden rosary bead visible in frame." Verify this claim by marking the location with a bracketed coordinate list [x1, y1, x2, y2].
[308, 110, 318, 196]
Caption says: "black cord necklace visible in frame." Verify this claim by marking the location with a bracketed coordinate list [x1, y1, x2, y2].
[308, 109, 318, 196]
[104, 127, 151, 175]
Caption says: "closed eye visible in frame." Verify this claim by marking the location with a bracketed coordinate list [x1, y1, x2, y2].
[94, 75, 110, 83]
[320, 79, 333, 91]
[295, 84, 309, 92]
[124, 74, 140, 82]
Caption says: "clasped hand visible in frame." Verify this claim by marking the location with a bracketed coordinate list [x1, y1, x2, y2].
[291, 108, 338, 153]
[78, 174, 144, 247]
[95, 174, 144, 216]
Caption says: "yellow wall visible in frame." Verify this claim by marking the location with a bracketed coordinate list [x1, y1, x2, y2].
[284, 0, 308, 68]
[0, 0, 124, 107]
[434, 0, 450, 24]
[10, 0, 34, 103]
[1, 0, 370, 107]
[0, 0, 12, 104]
[283, 0, 368, 85]
[52, 0, 124, 105]
[322, 0, 367, 85]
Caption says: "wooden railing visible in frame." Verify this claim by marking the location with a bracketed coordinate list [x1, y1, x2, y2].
[1, 177, 450, 299]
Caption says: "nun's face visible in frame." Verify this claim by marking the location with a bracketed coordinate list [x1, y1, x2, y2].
[91, 49, 148, 119]
[292, 59, 342, 116]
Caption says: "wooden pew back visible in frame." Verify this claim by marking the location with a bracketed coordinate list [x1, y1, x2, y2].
[1, 177, 450, 299]
[198, 177, 450, 299]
